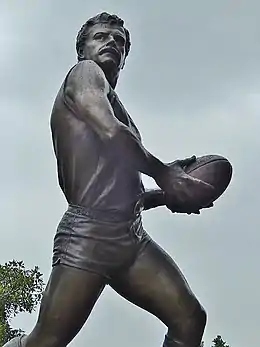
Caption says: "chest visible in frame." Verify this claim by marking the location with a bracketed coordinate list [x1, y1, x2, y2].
[108, 91, 142, 141]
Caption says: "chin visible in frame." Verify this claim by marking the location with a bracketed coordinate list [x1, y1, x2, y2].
[99, 59, 119, 73]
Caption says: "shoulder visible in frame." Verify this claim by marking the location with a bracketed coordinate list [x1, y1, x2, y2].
[65, 60, 109, 93]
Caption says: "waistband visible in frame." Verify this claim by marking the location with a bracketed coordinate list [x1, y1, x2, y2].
[67, 198, 144, 224]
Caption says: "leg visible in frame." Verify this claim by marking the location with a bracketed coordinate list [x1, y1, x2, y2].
[24, 264, 105, 347]
[109, 239, 206, 347]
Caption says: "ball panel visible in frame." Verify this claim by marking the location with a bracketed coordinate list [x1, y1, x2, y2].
[184, 155, 232, 203]
[184, 155, 228, 174]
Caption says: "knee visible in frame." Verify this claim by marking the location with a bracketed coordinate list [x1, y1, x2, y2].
[194, 303, 207, 332]
[167, 300, 207, 345]
[185, 301, 207, 338]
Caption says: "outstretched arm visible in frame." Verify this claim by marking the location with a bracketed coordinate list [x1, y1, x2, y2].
[63, 60, 167, 183]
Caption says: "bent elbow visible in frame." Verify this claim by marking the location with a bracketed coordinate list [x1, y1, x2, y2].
[63, 85, 124, 143]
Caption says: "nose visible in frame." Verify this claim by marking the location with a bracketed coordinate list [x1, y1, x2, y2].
[106, 34, 116, 47]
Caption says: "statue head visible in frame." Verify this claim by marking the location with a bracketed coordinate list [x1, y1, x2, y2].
[76, 12, 131, 87]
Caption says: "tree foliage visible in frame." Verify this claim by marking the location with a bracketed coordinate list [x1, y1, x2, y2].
[200, 335, 230, 347]
[0, 260, 44, 345]
[211, 335, 230, 347]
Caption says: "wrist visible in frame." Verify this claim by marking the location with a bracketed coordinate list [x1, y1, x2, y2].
[143, 189, 166, 210]
[153, 163, 169, 188]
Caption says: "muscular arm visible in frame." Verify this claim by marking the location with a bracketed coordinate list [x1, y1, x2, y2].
[142, 189, 166, 211]
[63, 60, 167, 181]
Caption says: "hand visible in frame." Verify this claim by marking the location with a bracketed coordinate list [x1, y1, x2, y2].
[166, 198, 214, 215]
[155, 155, 215, 214]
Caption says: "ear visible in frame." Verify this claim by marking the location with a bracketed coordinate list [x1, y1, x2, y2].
[121, 57, 126, 69]
[77, 47, 85, 61]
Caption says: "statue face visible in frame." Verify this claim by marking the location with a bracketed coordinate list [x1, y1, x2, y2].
[80, 23, 127, 73]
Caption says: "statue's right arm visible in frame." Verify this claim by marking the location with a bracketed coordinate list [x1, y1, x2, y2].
[63, 60, 168, 184]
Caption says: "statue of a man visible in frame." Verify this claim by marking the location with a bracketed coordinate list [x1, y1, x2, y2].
[4, 12, 214, 347]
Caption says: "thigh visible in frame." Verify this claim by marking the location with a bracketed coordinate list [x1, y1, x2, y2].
[109, 238, 199, 326]
[26, 264, 106, 347]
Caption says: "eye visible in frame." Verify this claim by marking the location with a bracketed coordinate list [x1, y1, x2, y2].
[115, 35, 126, 46]
[94, 32, 107, 40]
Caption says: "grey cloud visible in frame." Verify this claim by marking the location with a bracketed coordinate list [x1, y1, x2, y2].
[1, 1, 259, 347]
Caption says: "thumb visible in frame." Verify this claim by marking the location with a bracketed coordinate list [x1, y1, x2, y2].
[179, 155, 196, 168]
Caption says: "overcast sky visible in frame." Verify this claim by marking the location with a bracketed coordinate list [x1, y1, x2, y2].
[0, 1, 259, 347]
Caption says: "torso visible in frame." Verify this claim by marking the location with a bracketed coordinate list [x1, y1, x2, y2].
[50, 66, 144, 211]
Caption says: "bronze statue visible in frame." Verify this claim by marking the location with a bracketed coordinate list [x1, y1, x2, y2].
[4, 12, 216, 347]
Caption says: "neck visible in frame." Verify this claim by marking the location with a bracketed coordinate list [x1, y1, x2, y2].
[78, 58, 119, 89]
[103, 67, 119, 89]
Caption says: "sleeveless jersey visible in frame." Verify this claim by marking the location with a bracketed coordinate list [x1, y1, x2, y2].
[50, 65, 144, 211]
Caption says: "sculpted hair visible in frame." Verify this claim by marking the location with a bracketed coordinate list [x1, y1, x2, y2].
[76, 12, 131, 61]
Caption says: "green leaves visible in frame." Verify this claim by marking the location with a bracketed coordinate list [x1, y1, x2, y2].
[212, 335, 230, 347]
[0, 260, 44, 345]
[200, 335, 230, 347]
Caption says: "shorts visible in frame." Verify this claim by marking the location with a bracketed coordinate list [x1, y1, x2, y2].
[52, 201, 151, 280]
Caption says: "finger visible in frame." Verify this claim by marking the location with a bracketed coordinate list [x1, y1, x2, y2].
[172, 206, 199, 214]
[167, 203, 184, 214]
[166, 197, 201, 215]
[193, 210, 201, 214]
[179, 155, 196, 168]
[204, 202, 214, 209]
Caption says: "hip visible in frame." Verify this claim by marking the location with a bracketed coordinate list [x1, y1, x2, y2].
[52, 202, 150, 278]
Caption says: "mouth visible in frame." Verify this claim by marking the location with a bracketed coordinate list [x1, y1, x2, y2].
[100, 47, 120, 62]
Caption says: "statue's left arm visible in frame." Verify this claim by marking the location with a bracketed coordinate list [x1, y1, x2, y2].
[142, 189, 166, 211]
